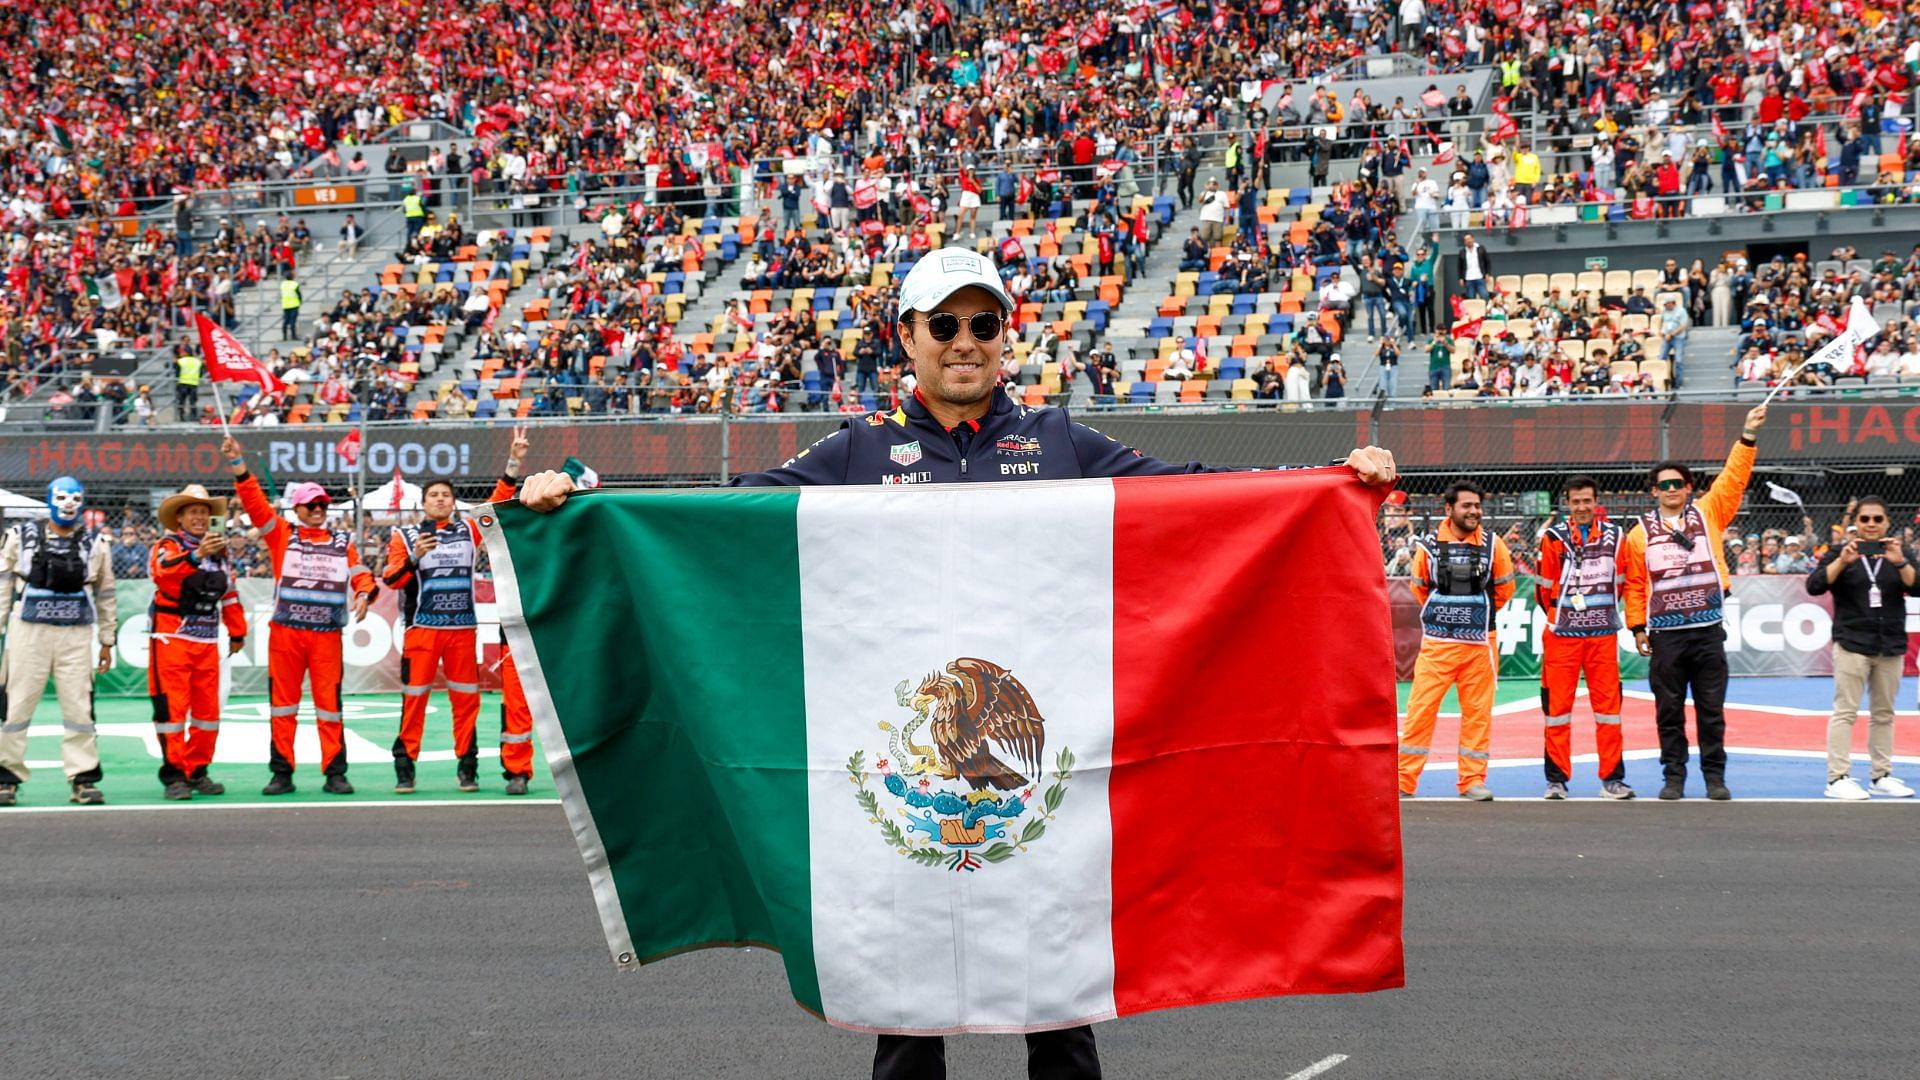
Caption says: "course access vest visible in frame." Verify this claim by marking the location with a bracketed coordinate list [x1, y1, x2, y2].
[1416, 530, 1496, 643]
[396, 521, 477, 629]
[152, 532, 232, 641]
[272, 530, 355, 630]
[12, 521, 99, 626]
[1545, 520, 1624, 637]
[1640, 505, 1724, 630]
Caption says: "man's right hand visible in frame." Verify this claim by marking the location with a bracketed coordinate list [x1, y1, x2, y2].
[520, 471, 576, 513]
[1838, 539, 1862, 566]
[507, 425, 530, 471]
[198, 534, 227, 558]
[1633, 630, 1651, 657]
[221, 435, 246, 476]
[412, 534, 439, 559]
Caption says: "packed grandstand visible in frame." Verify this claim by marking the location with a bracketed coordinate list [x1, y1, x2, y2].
[3, 0, 1919, 431]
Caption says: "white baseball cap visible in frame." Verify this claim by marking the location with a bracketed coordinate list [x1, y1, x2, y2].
[898, 247, 1013, 314]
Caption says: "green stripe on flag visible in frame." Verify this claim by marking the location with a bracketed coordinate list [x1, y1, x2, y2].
[487, 489, 820, 1011]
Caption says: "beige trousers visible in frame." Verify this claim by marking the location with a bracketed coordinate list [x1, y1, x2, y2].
[0, 621, 101, 784]
[1828, 644, 1901, 783]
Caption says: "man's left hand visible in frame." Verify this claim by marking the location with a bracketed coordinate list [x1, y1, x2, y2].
[97, 645, 113, 675]
[1345, 446, 1397, 486]
[1887, 538, 1906, 566]
[351, 593, 372, 624]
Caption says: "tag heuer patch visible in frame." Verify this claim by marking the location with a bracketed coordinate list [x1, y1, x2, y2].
[889, 440, 923, 467]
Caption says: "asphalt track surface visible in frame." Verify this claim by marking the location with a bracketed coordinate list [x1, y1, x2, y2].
[8, 803, 1916, 1080]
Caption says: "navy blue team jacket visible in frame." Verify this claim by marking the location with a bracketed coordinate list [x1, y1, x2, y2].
[731, 387, 1222, 486]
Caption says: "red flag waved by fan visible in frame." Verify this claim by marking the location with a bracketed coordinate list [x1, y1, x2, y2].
[195, 313, 287, 395]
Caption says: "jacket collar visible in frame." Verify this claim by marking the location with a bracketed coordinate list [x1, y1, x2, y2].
[904, 385, 1013, 433]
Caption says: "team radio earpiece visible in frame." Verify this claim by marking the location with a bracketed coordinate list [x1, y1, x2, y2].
[47, 476, 86, 528]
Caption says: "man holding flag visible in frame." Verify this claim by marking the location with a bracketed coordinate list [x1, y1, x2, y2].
[1621, 405, 1769, 801]
[514, 247, 1400, 1078]
[225, 435, 376, 795]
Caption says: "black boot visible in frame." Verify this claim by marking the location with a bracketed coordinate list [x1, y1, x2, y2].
[262, 774, 296, 796]
[164, 781, 194, 801]
[394, 760, 416, 795]
[322, 774, 355, 795]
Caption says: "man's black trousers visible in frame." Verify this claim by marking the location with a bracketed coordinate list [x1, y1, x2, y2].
[1647, 623, 1729, 782]
[873, 1026, 1099, 1080]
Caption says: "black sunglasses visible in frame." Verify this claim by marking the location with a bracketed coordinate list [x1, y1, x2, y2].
[917, 311, 1003, 343]
[1653, 478, 1688, 491]
[1855, 515, 1887, 523]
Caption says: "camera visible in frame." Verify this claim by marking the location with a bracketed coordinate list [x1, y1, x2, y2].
[1855, 539, 1884, 557]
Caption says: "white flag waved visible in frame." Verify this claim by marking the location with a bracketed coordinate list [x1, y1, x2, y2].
[1760, 297, 1882, 406]
[1764, 482, 1803, 507]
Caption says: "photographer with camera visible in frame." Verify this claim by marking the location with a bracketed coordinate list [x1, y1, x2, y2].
[1399, 481, 1517, 801]
[147, 483, 250, 800]
[1805, 496, 1915, 800]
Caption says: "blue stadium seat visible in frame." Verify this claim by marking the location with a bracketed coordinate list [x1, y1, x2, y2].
[803, 370, 823, 406]
[721, 237, 739, 261]
[1130, 383, 1155, 404]
[1148, 317, 1173, 338]
[1289, 188, 1311, 205]
[701, 218, 722, 234]
[1153, 196, 1175, 225]
[1218, 360, 1246, 381]
[1231, 295, 1256, 315]
[813, 293, 835, 311]
[475, 397, 497, 418]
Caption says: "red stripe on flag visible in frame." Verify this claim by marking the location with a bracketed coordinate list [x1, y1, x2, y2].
[1108, 470, 1403, 1014]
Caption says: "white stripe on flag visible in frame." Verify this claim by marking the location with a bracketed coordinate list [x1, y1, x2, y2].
[479, 510, 638, 968]
[799, 481, 1118, 1033]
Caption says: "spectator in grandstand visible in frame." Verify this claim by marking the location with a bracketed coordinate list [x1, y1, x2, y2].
[1321, 354, 1347, 400]
[1427, 332, 1453, 392]
[1376, 336, 1401, 400]
[1806, 496, 1916, 800]
[1197, 180, 1227, 245]
[1178, 229, 1208, 272]
[1455, 233, 1491, 301]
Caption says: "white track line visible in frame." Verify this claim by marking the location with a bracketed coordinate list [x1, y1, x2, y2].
[1283, 1054, 1349, 1080]
[0, 798, 561, 815]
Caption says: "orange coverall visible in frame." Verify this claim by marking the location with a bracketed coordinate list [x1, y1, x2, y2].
[1535, 521, 1628, 784]
[480, 477, 535, 779]
[236, 473, 375, 778]
[147, 532, 248, 785]
[1399, 522, 1515, 794]
[383, 519, 484, 779]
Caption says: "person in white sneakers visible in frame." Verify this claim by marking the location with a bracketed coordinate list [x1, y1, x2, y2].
[1804, 495, 1915, 800]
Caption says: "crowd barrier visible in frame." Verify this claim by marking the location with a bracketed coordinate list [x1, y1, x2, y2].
[14, 399, 1920, 496]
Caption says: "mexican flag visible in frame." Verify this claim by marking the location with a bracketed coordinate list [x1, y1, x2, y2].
[478, 470, 1402, 1034]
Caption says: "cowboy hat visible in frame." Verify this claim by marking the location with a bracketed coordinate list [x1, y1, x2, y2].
[158, 484, 229, 532]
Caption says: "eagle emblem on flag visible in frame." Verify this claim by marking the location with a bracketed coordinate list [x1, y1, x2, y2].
[850, 658, 1073, 873]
